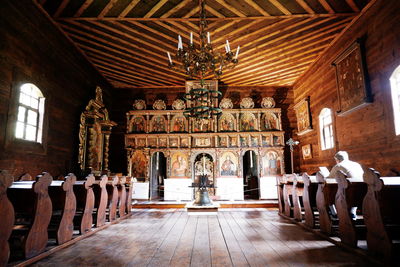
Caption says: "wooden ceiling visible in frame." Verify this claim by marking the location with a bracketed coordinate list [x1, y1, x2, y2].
[37, 0, 369, 88]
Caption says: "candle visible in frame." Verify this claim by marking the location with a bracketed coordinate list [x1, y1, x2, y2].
[250, 151, 253, 168]
[225, 44, 228, 53]
[190, 32, 193, 44]
[203, 157, 206, 173]
[156, 152, 159, 170]
[207, 32, 210, 43]
[178, 35, 182, 49]
[167, 52, 172, 63]
[226, 40, 230, 52]
[235, 46, 240, 59]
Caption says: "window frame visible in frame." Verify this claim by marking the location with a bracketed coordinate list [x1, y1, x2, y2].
[5, 70, 49, 155]
[319, 108, 334, 151]
[390, 65, 400, 136]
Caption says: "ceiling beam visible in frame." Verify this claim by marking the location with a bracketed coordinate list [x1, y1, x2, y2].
[345, 0, 360, 12]
[118, 0, 140, 18]
[56, 13, 356, 21]
[317, 0, 335, 14]
[161, 0, 192, 18]
[144, 0, 169, 18]
[73, 0, 93, 17]
[243, 0, 270, 16]
[54, 0, 70, 18]
[214, 0, 247, 17]
[294, 0, 315, 14]
[268, 0, 292, 15]
[98, 0, 119, 18]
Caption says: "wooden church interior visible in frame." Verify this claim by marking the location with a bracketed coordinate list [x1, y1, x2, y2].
[1, 0, 400, 265]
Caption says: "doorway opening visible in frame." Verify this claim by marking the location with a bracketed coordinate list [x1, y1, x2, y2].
[243, 150, 259, 199]
[150, 151, 166, 200]
[193, 153, 214, 196]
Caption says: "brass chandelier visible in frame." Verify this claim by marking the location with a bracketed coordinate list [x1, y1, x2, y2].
[166, 0, 240, 78]
[166, 0, 240, 120]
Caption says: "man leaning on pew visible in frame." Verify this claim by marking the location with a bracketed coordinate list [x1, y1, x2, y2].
[326, 151, 363, 220]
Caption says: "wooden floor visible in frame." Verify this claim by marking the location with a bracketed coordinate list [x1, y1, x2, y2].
[33, 209, 372, 267]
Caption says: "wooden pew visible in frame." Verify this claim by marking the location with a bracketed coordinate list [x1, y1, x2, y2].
[117, 176, 127, 217]
[125, 176, 133, 214]
[73, 174, 95, 234]
[276, 175, 285, 215]
[292, 174, 303, 221]
[7, 172, 53, 259]
[315, 172, 337, 235]
[92, 175, 108, 227]
[0, 170, 15, 266]
[362, 168, 400, 261]
[48, 174, 76, 245]
[282, 174, 295, 217]
[335, 171, 367, 247]
[302, 173, 318, 228]
[106, 176, 119, 222]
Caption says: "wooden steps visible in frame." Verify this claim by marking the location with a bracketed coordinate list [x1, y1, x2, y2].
[132, 200, 278, 209]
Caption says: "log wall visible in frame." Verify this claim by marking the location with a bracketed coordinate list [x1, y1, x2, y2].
[109, 85, 297, 173]
[293, 0, 400, 175]
[0, 1, 112, 178]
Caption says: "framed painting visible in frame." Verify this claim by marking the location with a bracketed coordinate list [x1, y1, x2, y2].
[332, 40, 372, 116]
[294, 97, 312, 135]
[302, 144, 312, 159]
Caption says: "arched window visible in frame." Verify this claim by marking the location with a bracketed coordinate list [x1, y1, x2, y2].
[15, 83, 45, 143]
[390, 65, 400, 135]
[319, 108, 334, 150]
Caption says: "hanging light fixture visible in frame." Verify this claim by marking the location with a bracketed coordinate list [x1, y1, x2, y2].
[166, 0, 239, 79]
[166, 0, 240, 120]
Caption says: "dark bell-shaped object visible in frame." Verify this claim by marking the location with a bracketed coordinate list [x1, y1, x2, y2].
[194, 188, 212, 206]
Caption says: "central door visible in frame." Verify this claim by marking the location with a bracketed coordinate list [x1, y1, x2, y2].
[150, 152, 166, 200]
[193, 153, 214, 196]
[243, 150, 259, 199]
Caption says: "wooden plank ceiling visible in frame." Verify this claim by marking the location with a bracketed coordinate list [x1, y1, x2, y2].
[37, 0, 369, 88]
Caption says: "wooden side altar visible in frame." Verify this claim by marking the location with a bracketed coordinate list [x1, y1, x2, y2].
[125, 81, 285, 201]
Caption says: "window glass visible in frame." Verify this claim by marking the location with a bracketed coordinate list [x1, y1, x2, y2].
[15, 83, 44, 143]
[319, 108, 334, 150]
[390, 66, 400, 135]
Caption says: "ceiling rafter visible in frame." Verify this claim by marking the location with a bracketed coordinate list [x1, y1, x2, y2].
[268, 0, 292, 15]
[243, 0, 270, 16]
[144, 0, 169, 18]
[345, 0, 360, 12]
[118, 0, 140, 18]
[54, 0, 70, 18]
[214, 0, 247, 17]
[98, 0, 119, 18]
[161, 0, 192, 18]
[294, 0, 315, 14]
[317, 0, 335, 14]
[73, 0, 93, 17]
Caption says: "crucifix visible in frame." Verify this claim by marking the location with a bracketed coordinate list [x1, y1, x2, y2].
[286, 138, 299, 173]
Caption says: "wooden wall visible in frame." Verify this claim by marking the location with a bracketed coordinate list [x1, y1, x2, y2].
[109, 85, 297, 174]
[292, 0, 400, 175]
[0, 0, 113, 178]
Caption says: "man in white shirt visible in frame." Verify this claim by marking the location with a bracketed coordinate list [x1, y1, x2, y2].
[328, 151, 364, 179]
[327, 151, 363, 220]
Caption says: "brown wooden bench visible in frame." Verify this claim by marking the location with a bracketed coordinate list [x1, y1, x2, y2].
[73, 174, 95, 234]
[362, 168, 400, 261]
[335, 171, 367, 247]
[7, 173, 53, 259]
[125, 176, 133, 214]
[282, 174, 295, 217]
[0, 170, 15, 265]
[315, 172, 337, 235]
[48, 174, 76, 245]
[292, 174, 303, 221]
[106, 176, 119, 222]
[276, 175, 285, 215]
[302, 173, 318, 228]
[92, 175, 108, 227]
[117, 176, 127, 217]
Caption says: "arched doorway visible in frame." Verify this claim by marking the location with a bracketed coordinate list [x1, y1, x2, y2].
[243, 150, 259, 199]
[193, 153, 215, 196]
[150, 152, 166, 200]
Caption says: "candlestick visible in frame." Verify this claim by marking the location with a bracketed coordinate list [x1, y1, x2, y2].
[203, 156, 206, 174]
[190, 32, 193, 44]
[226, 40, 230, 52]
[178, 35, 182, 49]
[250, 151, 253, 168]
[156, 152, 159, 170]
[207, 32, 210, 43]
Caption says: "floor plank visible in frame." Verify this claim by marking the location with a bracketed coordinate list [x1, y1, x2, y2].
[31, 208, 374, 267]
